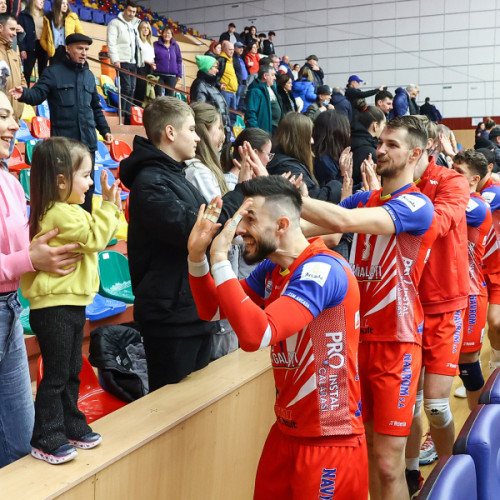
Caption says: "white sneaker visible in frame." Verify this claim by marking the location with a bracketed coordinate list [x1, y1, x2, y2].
[419, 432, 438, 466]
[454, 384, 467, 398]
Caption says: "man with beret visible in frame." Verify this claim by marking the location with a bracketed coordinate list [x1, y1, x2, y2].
[300, 54, 324, 90]
[10, 33, 113, 211]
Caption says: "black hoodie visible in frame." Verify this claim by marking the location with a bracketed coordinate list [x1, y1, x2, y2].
[350, 120, 378, 185]
[120, 135, 244, 336]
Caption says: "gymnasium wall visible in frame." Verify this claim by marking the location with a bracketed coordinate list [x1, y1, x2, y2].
[142, 0, 500, 121]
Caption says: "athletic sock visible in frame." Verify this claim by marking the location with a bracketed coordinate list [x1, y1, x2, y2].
[405, 457, 419, 471]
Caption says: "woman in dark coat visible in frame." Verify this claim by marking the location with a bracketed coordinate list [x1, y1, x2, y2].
[276, 73, 297, 114]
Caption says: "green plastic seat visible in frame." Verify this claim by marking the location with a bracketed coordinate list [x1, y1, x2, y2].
[235, 115, 246, 129]
[18, 288, 34, 335]
[25, 138, 41, 165]
[18, 168, 30, 201]
[98, 251, 135, 304]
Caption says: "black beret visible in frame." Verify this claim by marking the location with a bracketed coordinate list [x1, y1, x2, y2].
[65, 33, 93, 46]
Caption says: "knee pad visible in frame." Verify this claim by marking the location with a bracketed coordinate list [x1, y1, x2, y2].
[413, 389, 424, 417]
[459, 361, 485, 392]
[424, 398, 453, 429]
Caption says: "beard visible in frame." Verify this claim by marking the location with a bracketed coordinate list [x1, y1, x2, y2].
[242, 235, 277, 265]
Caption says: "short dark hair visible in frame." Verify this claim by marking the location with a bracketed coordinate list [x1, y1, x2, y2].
[228, 22, 235, 28]
[375, 89, 393, 102]
[258, 33, 266, 38]
[386, 115, 429, 150]
[425, 97, 431, 103]
[0, 13, 16, 25]
[268, 31, 275, 37]
[454, 149, 489, 179]
[241, 176, 302, 220]
[126, 1, 138, 8]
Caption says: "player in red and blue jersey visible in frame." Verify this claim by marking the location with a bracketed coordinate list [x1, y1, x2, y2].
[301, 116, 437, 500]
[453, 150, 497, 410]
[187, 176, 367, 500]
[477, 148, 500, 374]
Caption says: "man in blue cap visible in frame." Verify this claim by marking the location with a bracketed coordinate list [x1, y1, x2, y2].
[345, 74, 386, 105]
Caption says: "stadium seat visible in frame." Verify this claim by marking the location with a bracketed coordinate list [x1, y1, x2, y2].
[86, 293, 127, 321]
[78, 6, 92, 22]
[98, 93, 117, 113]
[24, 139, 41, 165]
[31, 116, 51, 139]
[18, 168, 30, 201]
[95, 141, 119, 169]
[92, 9, 105, 24]
[110, 139, 132, 163]
[416, 454, 477, 499]
[21, 104, 36, 124]
[93, 165, 128, 200]
[453, 404, 500, 500]
[130, 106, 143, 125]
[479, 367, 500, 404]
[17, 119, 36, 142]
[36, 100, 50, 119]
[98, 251, 135, 304]
[8, 145, 29, 172]
[105, 12, 117, 25]
[37, 355, 127, 423]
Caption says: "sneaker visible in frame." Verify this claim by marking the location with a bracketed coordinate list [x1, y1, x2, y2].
[31, 444, 78, 465]
[405, 468, 424, 498]
[419, 432, 438, 466]
[454, 384, 467, 398]
[68, 432, 102, 449]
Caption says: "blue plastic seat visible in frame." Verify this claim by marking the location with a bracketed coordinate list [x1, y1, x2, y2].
[98, 251, 135, 304]
[86, 293, 127, 321]
[453, 404, 500, 500]
[92, 10, 105, 25]
[416, 454, 477, 499]
[479, 367, 500, 404]
[105, 13, 117, 25]
[79, 7, 92, 22]
[98, 93, 117, 113]
[17, 119, 36, 142]
[36, 100, 50, 119]
[93, 165, 129, 200]
[95, 141, 119, 169]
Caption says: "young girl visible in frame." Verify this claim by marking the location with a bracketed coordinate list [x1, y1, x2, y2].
[21, 137, 121, 464]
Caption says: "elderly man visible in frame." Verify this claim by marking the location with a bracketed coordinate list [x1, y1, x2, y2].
[217, 40, 238, 123]
[10, 33, 113, 211]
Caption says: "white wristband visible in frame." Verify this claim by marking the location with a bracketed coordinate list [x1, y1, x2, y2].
[188, 256, 209, 277]
[211, 260, 236, 286]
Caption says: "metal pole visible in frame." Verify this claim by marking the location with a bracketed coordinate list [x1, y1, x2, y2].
[117, 71, 122, 126]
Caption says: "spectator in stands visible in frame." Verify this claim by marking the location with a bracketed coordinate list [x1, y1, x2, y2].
[278, 55, 293, 79]
[40, 0, 83, 59]
[350, 104, 386, 185]
[330, 86, 352, 122]
[276, 73, 297, 114]
[292, 67, 316, 112]
[243, 25, 258, 46]
[217, 41, 237, 123]
[219, 22, 240, 44]
[239, 26, 249, 43]
[391, 83, 419, 117]
[420, 97, 442, 123]
[2, 0, 25, 51]
[0, 90, 84, 468]
[204, 39, 221, 58]
[190, 55, 230, 142]
[375, 88, 393, 119]
[475, 118, 496, 149]
[18, 0, 48, 84]
[119, 97, 244, 390]
[305, 84, 334, 122]
[475, 121, 486, 140]
[10, 33, 113, 212]
[134, 21, 156, 105]
[344, 75, 386, 104]
[221, 127, 272, 188]
[267, 112, 342, 204]
[257, 32, 266, 53]
[262, 30, 275, 55]
[300, 54, 324, 89]
[233, 41, 247, 110]
[107, 1, 140, 124]
[244, 41, 259, 83]
[291, 63, 299, 80]
[245, 65, 283, 135]
[312, 109, 350, 186]
[154, 27, 182, 98]
[482, 126, 500, 170]
[409, 86, 420, 115]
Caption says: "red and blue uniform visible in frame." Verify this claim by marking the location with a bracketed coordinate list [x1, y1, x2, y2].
[340, 183, 437, 435]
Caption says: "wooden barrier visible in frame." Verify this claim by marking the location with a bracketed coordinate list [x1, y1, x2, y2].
[0, 348, 275, 500]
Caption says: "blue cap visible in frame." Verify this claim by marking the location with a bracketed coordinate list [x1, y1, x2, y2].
[348, 75, 363, 83]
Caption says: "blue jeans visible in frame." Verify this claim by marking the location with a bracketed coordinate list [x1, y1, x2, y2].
[0, 292, 35, 467]
[221, 90, 237, 126]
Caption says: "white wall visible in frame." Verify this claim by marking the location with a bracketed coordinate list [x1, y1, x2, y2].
[142, 0, 500, 119]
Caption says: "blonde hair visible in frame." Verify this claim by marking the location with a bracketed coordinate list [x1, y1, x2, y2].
[139, 20, 153, 45]
[190, 102, 229, 195]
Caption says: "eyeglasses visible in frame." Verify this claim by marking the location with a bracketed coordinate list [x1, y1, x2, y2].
[258, 151, 274, 161]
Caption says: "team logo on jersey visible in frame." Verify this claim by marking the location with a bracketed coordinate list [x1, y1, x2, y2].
[323, 331, 345, 369]
[362, 237, 372, 260]
[318, 468, 337, 500]
[318, 367, 340, 411]
[398, 194, 426, 212]
[482, 191, 496, 204]
[271, 350, 299, 369]
[301, 262, 331, 287]
[264, 278, 273, 299]
[466, 198, 479, 212]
